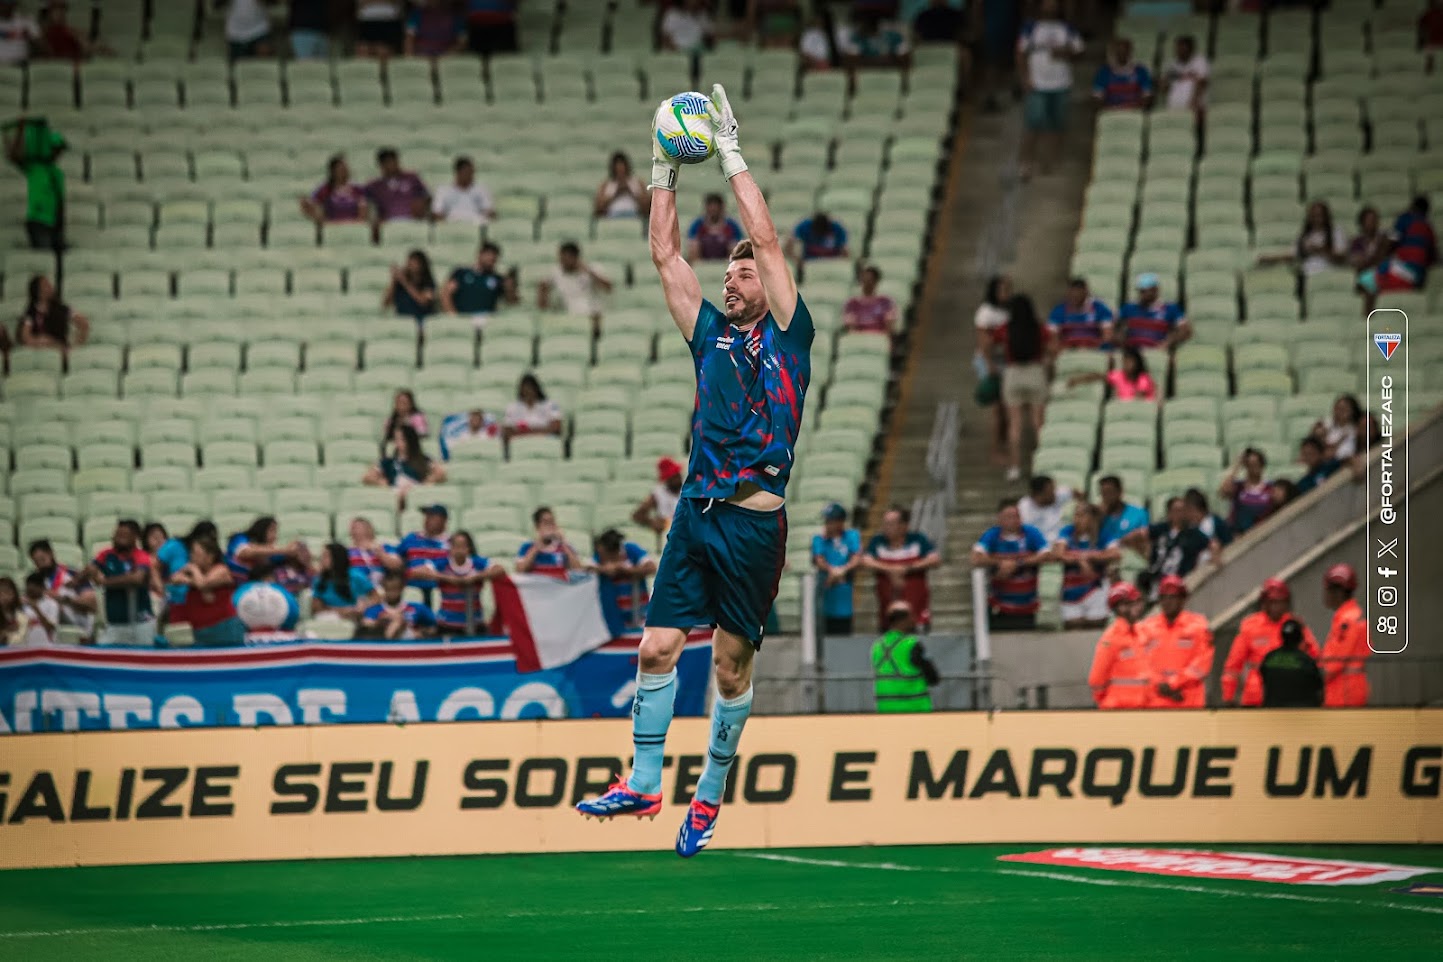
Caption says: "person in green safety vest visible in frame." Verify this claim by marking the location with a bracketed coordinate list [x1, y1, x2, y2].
[871, 601, 940, 712]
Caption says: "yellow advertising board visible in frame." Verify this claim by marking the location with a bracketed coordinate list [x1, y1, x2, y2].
[2, 709, 1440, 869]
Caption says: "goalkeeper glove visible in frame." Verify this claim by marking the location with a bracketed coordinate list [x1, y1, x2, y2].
[650, 106, 680, 192]
[707, 83, 747, 181]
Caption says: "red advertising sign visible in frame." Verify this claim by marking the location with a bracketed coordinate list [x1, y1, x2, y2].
[999, 848, 1437, 886]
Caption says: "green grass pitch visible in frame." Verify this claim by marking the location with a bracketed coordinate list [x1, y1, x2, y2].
[2, 844, 1440, 961]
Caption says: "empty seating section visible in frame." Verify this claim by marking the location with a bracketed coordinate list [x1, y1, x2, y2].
[1041, 1, 1443, 542]
[0, 4, 961, 619]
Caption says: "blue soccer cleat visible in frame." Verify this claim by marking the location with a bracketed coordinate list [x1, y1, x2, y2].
[675, 799, 720, 858]
[576, 780, 662, 820]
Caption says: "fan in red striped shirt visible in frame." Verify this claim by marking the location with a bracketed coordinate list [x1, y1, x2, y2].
[432, 532, 503, 634]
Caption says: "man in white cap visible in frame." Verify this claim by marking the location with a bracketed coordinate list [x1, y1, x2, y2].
[1116, 272, 1190, 352]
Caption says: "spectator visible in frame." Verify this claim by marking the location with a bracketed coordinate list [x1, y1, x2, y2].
[226, 516, 310, 585]
[355, 0, 405, 58]
[383, 249, 438, 323]
[17, 571, 58, 644]
[998, 293, 1051, 482]
[1182, 488, 1230, 562]
[383, 388, 429, 443]
[517, 507, 586, 579]
[592, 528, 656, 635]
[593, 151, 650, 219]
[438, 407, 500, 458]
[1116, 273, 1190, 351]
[364, 424, 447, 490]
[1320, 563, 1370, 708]
[1260, 618, 1324, 708]
[1138, 575, 1214, 709]
[812, 502, 863, 636]
[1294, 436, 1342, 495]
[167, 535, 246, 647]
[1096, 474, 1150, 550]
[6, 113, 66, 250]
[537, 242, 611, 326]
[835, 10, 911, 68]
[1348, 207, 1388, 271]
[1358, 196, 1437, 314]
[1311, 393, 1363, 462]
[0, 576, 24, 645]
[911, 0, 967, 47]
[502, 373, 564, 443]
[347, 517, 400, 587]
[38, 1, 108, 61]
[433, 532, 502, 635]
[974, 274, 1011, 462]
[787, 211, 849, 261]
[367, 148, 430, 221]
[1139, 497, 1210, 597]
[871, 601, 939, 713]
[399, 504, 451, 606]
[1224, 578, 1320, 707]
[84, 520, 155, 647]
[442, 243, 517, 326]
[842, 266, 899, 336]
[360, 570, 437, 640]
[864, 505, 942, 630]
[798, 14, 833, 70]
[1016, 0, 1082, 180]
[311, 542, 378, 617]
[1087, 582, 1151, 709]
[1047, 277, 1114, 351]
[749, 0, 804, 49]
[1161, 33, 1209, 119]
[686, 192, 745, 262]
[1270, 478, 1298, 513]
[405, 0, 464, 57]
[1018, 474, 1074, 544]
[1066, 345, 1157, 401]
[661, 0, 714, 52]
[1258, 200, 1347, 277]
[311, 542, 378, 619]
[632, 456, 685, 540]
[144, 521, 187, 609]
[0, 0, 40, 65]
[970, 498, 1050, 631]
[288, 0, 332, 58]
[1054, 501, 1120, 630]
[464, 0, 518, 55]
[1219, 446, 1274, 534]
[300, 154, 369, 224]
[16, 275, 89, 349]
[28, 538, 96, 639]
[1091, 36, 1152, 110]
[431, 156, 495, 225]
[225, 0, 275, 59]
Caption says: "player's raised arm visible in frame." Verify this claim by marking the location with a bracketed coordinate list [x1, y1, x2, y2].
[649, 113, 704, 341]
[707, 83, 799, 329]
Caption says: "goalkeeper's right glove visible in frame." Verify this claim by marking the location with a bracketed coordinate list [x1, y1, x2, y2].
[650, 107, 680, 192]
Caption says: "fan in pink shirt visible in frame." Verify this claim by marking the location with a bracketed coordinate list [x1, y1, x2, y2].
[1066, 345, 1157, 401]
[841, 265, 898, 336]
[300, 154, 369, 224]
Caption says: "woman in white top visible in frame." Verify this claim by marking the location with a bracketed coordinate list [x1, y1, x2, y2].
[1312, 394, 1363, 461]
[593, 152, 650, 219]
[1260, 201, 1347, 276]
[1163, 34, 1209, 115]
[974, 274, 1012, 464]
[502, 373, 564, 442]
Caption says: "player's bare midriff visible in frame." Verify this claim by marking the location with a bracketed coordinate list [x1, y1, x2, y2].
[728, 482, 784, 511]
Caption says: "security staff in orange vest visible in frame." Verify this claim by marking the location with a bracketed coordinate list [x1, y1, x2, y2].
[1320, 563, 1370, 707]
[1088, 582, 1153, 709]
[1222, 577, 1320, 707]
[1137, 574, 1214, 708]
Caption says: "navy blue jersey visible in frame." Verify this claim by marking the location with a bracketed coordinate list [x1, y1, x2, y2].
[684, 294, 813, 499]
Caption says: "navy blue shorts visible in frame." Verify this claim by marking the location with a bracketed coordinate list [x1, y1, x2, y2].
[646, 497, 788, 648]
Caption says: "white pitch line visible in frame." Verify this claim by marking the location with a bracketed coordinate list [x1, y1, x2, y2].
[733, 852, 1443, 917]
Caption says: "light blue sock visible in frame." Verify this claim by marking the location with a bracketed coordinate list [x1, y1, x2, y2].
[695, 686, 753, 805]
[626, 669, 676, 795]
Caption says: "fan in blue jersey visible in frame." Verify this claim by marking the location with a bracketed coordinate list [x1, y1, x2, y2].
[577, 84, 814, 859]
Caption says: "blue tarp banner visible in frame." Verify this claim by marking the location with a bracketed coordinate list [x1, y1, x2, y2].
[0, 632, 712, 733]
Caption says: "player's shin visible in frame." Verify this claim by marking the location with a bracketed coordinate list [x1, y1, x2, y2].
[627, 669, 678, 795]
[694, 685, 753, 805]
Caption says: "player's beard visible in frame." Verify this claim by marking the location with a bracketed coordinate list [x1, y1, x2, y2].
[725, 293, 766, 326]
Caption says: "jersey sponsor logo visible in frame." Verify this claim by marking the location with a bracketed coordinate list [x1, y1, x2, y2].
[715, 334, 735, 350]
[998, 848, 1437, 886]
[763, 465, 780, 476]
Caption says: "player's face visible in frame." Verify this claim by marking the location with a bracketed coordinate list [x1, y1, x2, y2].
[722, 258, 768, 324]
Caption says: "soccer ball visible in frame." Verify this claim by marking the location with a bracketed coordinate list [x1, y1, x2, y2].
[654, 91, 716, 165]
[236, 584, 291, 631]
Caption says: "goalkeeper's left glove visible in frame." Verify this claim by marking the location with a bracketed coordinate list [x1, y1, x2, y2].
[650, 105, 680, 192]
[707, 83, 747, 181]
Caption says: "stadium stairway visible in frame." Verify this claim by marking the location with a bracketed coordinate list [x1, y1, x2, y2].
[877, 43, 1103, 635]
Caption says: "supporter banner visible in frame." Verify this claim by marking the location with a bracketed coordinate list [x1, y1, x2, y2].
[0, 632, 712, 735]
[1, 709, 1439, 868]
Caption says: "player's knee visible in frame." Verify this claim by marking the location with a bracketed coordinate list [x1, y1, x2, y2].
[712, 654, 752, 699]
[638, 628, 684, 673]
